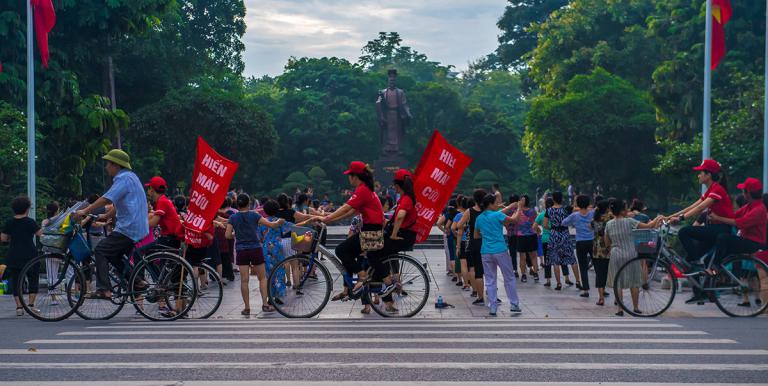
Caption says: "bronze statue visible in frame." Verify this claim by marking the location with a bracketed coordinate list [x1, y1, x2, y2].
[376, 69, 412, 155]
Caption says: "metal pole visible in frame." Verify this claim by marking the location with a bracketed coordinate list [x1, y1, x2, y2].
[702, 0, 713, 194]
[764, 0, 768, 192]
[27, 0, 36, 219]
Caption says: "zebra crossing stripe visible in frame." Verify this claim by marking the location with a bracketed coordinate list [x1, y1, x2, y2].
[26, 337, 736, 344]
[2, 348, 766, 355]
[57, 329, 709, 336]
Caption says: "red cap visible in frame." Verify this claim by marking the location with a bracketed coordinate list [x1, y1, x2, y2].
[394, 169, 412, 182]
[692, 159, 721, 174]
[144, 176, 167, 190]
[343, 161, 367, 175]
[737, 178, 763, 193]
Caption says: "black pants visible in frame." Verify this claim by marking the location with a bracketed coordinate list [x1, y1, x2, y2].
[94, 232, 136, 291]
[679, 223, 733, 262]
[336, 224, 382, 276]
[593, 258, 609, 289]
[469, 239, 484, 278]
[713, 234, 763, 265]
[5, 266, 39, 296]
[362, 230, 416, 305]
[575, 240, 594, 290]
[220, 251, 235, 280]
[508, 235, 518, 271]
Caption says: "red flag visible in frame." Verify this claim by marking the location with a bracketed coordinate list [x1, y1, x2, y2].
[184, 137, 239, 245]
[411, 131, 472, 243]
[31, 0, 56, 68]
[711, 0, 732, 70]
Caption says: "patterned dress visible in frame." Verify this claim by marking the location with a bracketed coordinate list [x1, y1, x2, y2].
[545, 207, 577, 266]
[593, 213, 614, 259]
[260, 217, 289, 297]
[606, 217, 642, 288]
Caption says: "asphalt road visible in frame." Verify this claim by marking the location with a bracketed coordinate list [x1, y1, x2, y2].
[1, 317, 767, 385]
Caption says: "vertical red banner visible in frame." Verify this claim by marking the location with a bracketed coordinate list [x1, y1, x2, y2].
[184, 137, 239, 237]
[412, 131, 472, 242]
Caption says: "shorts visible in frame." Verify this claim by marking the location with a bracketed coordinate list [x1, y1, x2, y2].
[458, 241, 468, 260]
[185, 246, 208, 267]
[4, 266, 39, 296]
[517, 234, 539, 253]
[235, 248, 265, 266]
[469, 240, 484, 278]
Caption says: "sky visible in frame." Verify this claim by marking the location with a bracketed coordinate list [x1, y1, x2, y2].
[242, 0, 508, 77]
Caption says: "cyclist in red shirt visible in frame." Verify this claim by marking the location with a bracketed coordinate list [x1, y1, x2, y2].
[708, 178, 767, 267]
[667, 159, 735, 304]
[321, 161, 384, 299]
[144, 176, 183, 249]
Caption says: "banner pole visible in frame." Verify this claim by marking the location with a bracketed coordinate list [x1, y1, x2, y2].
[764, 0, 768, 192]
[27, 0, 36, 219]
[702, 0, 713, 194]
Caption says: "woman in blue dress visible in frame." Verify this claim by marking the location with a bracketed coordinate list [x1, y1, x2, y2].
[260, 200, 290, 301]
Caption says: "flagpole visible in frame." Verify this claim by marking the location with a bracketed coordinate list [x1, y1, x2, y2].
[702, 0, 713, 194]
[764, 0, 768, 193]
[27, 0, 37, 219]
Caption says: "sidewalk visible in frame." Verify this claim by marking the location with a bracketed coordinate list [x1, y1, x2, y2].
[0, 248, 732, 320]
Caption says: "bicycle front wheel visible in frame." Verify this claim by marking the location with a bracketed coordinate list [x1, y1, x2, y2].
[186, 263, 223, 319]
[713, 255, 768, 317]
[17, 254, 85, 322]
[369, 254, 430, 318]
[130, 252, 197, 321]
[268, 255, 332, 318]
[614, 256, 676, 317]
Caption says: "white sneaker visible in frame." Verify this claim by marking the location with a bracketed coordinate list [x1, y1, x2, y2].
[16, 308, 23, 317]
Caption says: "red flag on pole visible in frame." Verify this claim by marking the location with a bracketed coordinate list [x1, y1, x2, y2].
[411, 131, 472, 243]
[711, 0, 732, 70]
[31, 0, 56, 68]
[184, 137, 239, 246]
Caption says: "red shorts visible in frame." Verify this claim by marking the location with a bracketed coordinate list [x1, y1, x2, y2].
[235, 248, 264, 266]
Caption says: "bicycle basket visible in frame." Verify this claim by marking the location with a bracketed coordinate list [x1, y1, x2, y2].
[290, 226, 316, 254]
[632, 229, 659, 255]
[40, 233, 71, 250]
[68, 231, 92, 263]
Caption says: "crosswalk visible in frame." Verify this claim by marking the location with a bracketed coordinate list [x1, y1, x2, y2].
[3, 318, 767, 384]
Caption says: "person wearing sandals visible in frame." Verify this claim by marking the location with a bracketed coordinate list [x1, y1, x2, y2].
[321, 161, 384, 301]
[563, 195, 595, 298]
[591, 199, 614, 306]
[2, 196, 43, 316]
[226, 194, 285, 315]
[474, 194, 523, 316]
[75, 149, 149, 301]
[605, 199, 662, 316]
[451, 195, 470, 289]
[541, 191, 579, 291]
[515, 195, 539, 284]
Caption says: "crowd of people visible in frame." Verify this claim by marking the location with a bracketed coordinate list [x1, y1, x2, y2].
[1, 149, 767, 318]
[438, 159, 768, 316]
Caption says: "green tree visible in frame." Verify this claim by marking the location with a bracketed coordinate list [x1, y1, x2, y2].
[524, 68, 657, 198]
[473, 169, 499, 188]
[495, 0, 568, 69]
[359, 32, 453, 82]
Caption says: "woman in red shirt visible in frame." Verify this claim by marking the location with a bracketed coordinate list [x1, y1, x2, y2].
[708, 178, 767, 267]
[322, 161, 384, 299]
[667, 159, 735, 304]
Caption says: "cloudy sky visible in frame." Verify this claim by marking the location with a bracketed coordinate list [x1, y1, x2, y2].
[242, 0, 508, 77]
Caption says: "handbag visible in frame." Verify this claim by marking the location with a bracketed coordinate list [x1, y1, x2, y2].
[359, 229, 384, 252]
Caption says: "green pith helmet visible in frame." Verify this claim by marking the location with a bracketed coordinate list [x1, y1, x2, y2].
[102, 149, 132, 170]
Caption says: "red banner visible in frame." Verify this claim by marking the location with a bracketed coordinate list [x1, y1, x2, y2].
[184, 137, 239, 241]
[412, 131, 472, 242]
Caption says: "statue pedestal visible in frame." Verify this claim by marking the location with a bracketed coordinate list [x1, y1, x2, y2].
[374, 154, 409, 185]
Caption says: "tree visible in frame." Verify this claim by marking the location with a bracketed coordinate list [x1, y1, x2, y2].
[524, 68, 657, 198]
[359, 32, 453, 82]
[128, 82, 277, 191]
[473, 169, 499, 188]
[495, 0, 568, 69]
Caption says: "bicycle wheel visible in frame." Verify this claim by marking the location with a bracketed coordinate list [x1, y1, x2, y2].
[713, 255, 768, 317]
[130, 251, 197, 321]
[268, 254, 332, 318]
[187, 263, 223, 319]
[614, 256, 676, 317]
[369, 254, 430, 318]
[17, 254, 85, 322]
[70, 262, 127, 320]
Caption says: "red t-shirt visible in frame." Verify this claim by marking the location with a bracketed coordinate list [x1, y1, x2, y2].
[734, 200, 767, 245]
[154, 195, 183, 239]
[395, 195, 418, 231]
[347, 184, 384, 225]
[701, 182, 735, 222]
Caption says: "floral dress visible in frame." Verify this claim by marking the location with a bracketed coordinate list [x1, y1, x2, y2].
[593, 213, 614, 259]
[260, 217, 289, 297]
[544, 207, 577, 266]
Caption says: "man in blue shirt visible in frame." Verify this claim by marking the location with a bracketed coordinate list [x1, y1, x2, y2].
[76, 149, 149, 299]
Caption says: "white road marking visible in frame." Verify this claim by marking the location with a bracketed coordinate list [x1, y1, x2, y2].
[3, 348, 766, 355]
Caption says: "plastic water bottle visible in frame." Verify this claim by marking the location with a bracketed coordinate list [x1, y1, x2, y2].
[436, 295, 444, 308]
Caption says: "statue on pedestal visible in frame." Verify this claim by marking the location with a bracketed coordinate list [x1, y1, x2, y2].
[376, 69, 412, 156]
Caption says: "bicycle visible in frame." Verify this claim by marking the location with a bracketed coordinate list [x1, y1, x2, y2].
[614, 221, 768, 317]
[185, 257, 224, 319]
[267, 224, 430, 318]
